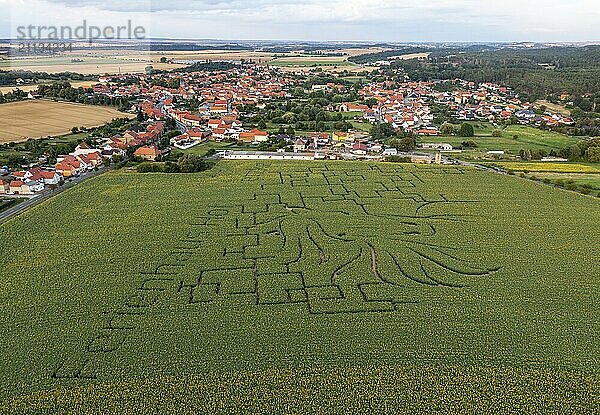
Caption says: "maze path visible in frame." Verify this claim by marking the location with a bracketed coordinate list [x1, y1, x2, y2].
[174, 167, 498, 315]
[52, 164, 500, 380]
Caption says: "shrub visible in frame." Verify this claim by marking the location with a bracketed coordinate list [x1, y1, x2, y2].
[137, 162, 164, 173]
[164, 162, 180, 173]
[385, 156, 411, 163]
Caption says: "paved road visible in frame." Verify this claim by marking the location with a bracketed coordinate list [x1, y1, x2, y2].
[0, 168, 106, 223]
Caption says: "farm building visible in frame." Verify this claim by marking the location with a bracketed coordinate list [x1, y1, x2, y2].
[410, 155, 434, 164]
[421, 143, 453, 151]
[221, 151, 315, 161]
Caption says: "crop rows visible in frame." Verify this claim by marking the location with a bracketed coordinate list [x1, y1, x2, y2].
[1, 160, 598, 407]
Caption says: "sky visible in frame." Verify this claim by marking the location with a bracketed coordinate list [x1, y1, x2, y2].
[2, 0, 599, 42]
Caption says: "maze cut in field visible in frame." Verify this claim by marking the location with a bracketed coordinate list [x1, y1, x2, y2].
[0, 161, 598, 411]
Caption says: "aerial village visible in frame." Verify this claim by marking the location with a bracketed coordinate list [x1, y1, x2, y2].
[1, 64, 576, 196]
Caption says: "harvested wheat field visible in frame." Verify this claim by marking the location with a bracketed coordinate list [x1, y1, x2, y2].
[0, 55, 183, 75]
[0, 100, 133, 143]
[0, 81, 96, 95]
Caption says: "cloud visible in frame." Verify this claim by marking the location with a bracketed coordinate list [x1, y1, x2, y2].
[3, 0, 600, 41]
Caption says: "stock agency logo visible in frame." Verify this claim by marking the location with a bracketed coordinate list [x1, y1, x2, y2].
[15, 20, 146, 53]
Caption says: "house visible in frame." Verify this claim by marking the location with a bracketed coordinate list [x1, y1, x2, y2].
[332, 131, 355, 142]
[208, 119, 222, 129]
[0, 180, 9, 194]
[134, 145, 161, 161]
[212, 128, 228, 141]
[39, 171, 62, 185]
[77, 152, 102, 168]
[54, 162, 78, 177]
[352, 143, 368, 155]
[415, 128, 440, 136]
[24, 179, 44, 193]
[383, 148, 398, 156]
[239, 129, 268, 143]
[370, 144, 383, 153]
[54, 155, 85, 177]
[27, 169, 62, 186]
[516, 109, 536, 120]
[339, 102, 370, 112]
[9, 180, 33, 195]
[293, 139, 307, 153]
[311, 132, 331, 145]
[57, 155, 86, 173]
[180, 113, 203, 127]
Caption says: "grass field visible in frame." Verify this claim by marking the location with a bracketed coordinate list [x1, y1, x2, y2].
[534, 173, 600, 191]
[535, 100, 571, 116]
[0, 100, 133, 143]
[428, 123, 580, 156]
[0, 161, 598, 412]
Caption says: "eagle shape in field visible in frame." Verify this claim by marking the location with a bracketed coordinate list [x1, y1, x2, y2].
[193, 183, 501, 314]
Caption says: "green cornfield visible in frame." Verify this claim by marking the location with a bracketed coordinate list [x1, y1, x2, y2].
[0, 161, 598, 413]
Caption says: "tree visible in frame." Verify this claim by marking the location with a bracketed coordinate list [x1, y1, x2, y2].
[396, 137, 416, 152]
[519, 149, 532, 160]
[257, 119, 267, 130]
[364, 98, 378, 107]
[585, 146, 600, 162]
[440, 122, 456, 136]
[370, 123, 395, 140]
[178, 154, 207, 173]
[458, 123, 474, 137]
[136, 111, 145, 122]
[492, 130, 502, 137]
